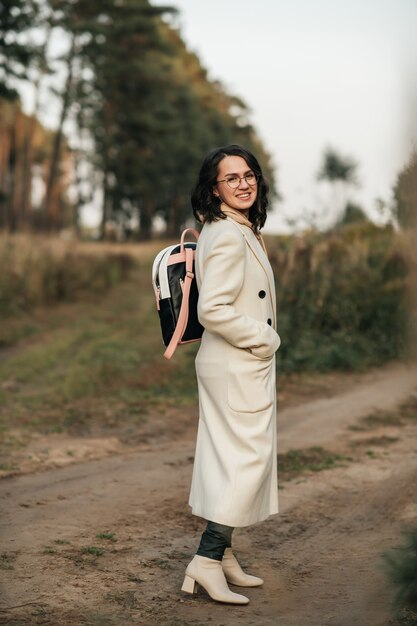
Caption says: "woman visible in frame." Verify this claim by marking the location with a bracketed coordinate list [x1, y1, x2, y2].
[182, 144, 281, 605]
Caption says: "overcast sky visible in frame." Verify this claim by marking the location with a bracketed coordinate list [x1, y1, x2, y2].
[153, 0, 417, 232]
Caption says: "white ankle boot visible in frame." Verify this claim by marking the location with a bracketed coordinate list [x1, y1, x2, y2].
[222, 548, 264, 587]
[181, 555, 249, 604]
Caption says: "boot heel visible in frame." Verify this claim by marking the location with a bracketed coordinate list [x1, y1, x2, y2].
[181, 574, 197, 594]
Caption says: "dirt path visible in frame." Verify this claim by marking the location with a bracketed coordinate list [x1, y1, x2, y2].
[0, 362, 416, 625]
[278, 362, 416, 450]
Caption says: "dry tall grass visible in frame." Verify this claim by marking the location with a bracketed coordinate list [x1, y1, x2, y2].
[0, 233, 139, 317]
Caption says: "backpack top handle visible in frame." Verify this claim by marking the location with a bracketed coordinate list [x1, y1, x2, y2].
[180, 227, 200, 252]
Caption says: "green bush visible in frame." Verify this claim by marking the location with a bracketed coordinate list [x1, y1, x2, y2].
[268, 222, 411, 372]
[384, 527, 417, 612]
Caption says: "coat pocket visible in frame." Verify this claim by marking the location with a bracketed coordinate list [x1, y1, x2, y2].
[227, 354, 274, 413]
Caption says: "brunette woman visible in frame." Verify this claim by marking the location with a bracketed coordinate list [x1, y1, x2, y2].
[182, 145, 281, 605]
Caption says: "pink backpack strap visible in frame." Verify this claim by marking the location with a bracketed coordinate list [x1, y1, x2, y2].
[163, 241, 197, 360]
[180, 227, 199, 252]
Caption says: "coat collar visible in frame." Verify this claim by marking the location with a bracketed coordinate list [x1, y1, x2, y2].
[225, 217, 277, 327]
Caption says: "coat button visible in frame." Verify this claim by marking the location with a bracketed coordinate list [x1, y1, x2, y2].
[258, 290, 266, 299]
[267, 318, 272, 325]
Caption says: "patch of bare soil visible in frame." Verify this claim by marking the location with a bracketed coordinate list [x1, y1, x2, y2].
[0, 362, 416, 625]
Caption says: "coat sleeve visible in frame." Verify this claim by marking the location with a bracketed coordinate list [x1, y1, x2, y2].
[197, 228, 281, 359]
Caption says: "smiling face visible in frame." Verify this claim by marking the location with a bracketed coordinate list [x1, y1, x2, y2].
[213, 155, 258, 213]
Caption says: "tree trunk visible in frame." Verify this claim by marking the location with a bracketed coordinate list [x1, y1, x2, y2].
[11, 109, 26, 231]
[0, 128, 11, 229]
[7, 106, 19, 232]
[72, 147, 83, 237]
[165, 193, 178, 238]
[21, 25, 52, 229]
[139, 199, 154, 240]
[43, 33, 76, 230]
[99, 167, 109, 240]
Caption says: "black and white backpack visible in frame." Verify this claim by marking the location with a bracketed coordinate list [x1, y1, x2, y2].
[152, 228, 204, 359]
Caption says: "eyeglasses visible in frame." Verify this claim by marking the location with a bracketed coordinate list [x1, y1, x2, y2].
[216, 172, 258, 189]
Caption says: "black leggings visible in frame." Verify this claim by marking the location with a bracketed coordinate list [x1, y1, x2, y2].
[196, 521, 235, 561]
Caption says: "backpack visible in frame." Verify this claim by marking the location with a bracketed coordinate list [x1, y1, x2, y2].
[152, 227, 204, 359]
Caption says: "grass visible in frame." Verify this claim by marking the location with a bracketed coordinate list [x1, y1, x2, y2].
[0, 232, 414, 475]
[96, 533, 116, 541]
[350, 410, 403, 431]
[0, 257, 199, 444]
[351, 398, 417, 432]
[0, 462, 20, 472]
[80, 546, 104, 557]
[278, 446, 352, 481]
[360, 436, 399, 446]
[0, 551, 17, 570]
[2, 247, 402, 461]
[399, 396, 417, 422]
[104, 590, 138, 610]
[126, 573, 145, 583]
[390, 609, 417, 626]
[150, 558, 175, 570]
[0, 233, 135, 325]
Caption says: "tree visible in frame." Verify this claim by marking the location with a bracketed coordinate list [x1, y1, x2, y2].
[0, 0, 278, 238]
[0, 0, 39, 100]
[317, 147, 359, 228]
[42, 32, 76, 229]
[61, 0, 179, 239]
[393, 149, 417, 229]
[0, 99, 72, 230]
[67, 0, 277, 239]
[337, 202, 368, 227]
[19, 23, 52, 227]
[0, 1, 44, 229]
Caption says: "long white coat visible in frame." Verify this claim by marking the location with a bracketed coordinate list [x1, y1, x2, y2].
[188, 216, 281, 527]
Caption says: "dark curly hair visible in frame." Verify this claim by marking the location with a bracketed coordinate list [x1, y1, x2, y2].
[191, 144, 269, 233]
